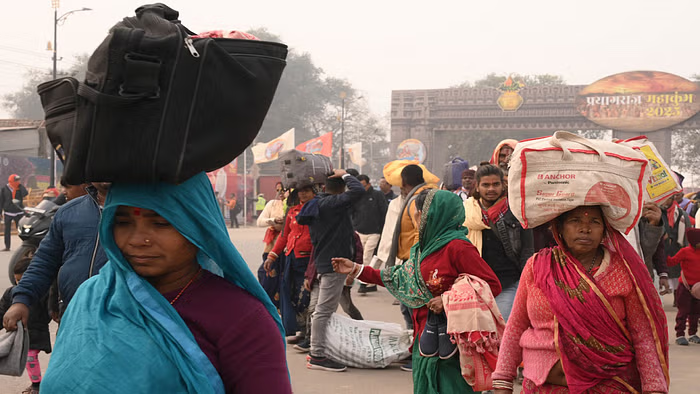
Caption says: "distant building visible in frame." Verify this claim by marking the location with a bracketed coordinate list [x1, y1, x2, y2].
[390, 85, 700, 174]
[0, 119, 49, 157]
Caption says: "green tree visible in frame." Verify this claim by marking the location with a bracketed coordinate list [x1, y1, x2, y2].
[672, 129, 700, 176]
[248, 28, 356, 145]
[248, 28, 389, 175]
[2, 54, 88, 120]
[342, 107, 390, 177]
[454, 73, 565, 89]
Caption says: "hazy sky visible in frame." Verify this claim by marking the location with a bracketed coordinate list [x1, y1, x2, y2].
[1, 0, 698, 120]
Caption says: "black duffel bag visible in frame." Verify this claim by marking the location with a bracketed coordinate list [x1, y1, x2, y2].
[37, 3, 287, 184]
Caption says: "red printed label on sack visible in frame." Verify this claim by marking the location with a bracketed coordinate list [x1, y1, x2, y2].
[537, 173, 577, 185]
[536, 173, 576, 180]
[584, 182, 632, 220]
[536, 201, 573, 213]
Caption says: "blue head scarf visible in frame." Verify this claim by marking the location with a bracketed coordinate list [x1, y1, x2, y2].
[41, 173, 286, 393]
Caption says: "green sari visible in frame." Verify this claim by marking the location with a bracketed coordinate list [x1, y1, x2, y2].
[379, 189, 475, 394]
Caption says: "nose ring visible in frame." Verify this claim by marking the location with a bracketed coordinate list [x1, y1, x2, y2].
[145, 239, 151, 245]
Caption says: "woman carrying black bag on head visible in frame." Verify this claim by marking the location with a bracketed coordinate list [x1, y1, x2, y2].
[25, 174, 292, 393]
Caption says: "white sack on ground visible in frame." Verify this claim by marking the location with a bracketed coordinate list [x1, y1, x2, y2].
[325, 313, 412, 368]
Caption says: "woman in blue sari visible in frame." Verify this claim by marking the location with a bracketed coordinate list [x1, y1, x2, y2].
[40, 173, 291, 393]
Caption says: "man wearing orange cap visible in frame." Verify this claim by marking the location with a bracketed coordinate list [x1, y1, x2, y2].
[0, 174, 28, 251]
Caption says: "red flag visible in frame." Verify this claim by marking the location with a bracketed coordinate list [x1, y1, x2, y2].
[296, 132, 333, 157]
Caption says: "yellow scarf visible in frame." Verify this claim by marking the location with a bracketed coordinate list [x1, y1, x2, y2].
[463, 197, 489, 255]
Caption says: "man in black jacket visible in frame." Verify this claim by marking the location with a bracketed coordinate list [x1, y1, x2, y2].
[0, 174, 29, 251]
[300, 169, 364, 372]
[463, 164, 533, 322]
[351, 175, 388, 295]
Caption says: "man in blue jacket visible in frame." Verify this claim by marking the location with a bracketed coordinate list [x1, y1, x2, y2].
[298, 169, 364, 372]
[2, 183, 110, 330]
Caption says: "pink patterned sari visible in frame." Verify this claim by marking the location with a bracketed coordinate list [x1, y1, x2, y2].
[532, 224, 669, 394]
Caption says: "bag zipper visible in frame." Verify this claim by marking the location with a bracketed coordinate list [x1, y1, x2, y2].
[175, 38, 210, 179]
[87, 197, 103, 278]
[152, 24, 189, 180]
[88, 232, 100, 277]
[184, 36, 200, 57]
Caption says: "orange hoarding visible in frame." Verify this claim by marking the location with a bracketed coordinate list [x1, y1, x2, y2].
[576, 71, 700, 132]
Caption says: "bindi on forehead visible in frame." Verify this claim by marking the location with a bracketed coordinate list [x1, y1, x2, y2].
[569, 208, 602, 220]
[115, 206, 160, 218]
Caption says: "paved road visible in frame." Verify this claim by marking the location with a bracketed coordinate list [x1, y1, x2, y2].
[0, 227, 697, 393]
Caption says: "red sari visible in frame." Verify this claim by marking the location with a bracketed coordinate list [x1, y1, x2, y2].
[493, 225, 669, 394]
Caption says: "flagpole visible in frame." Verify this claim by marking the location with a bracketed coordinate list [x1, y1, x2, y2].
[243, 149, 248, 227]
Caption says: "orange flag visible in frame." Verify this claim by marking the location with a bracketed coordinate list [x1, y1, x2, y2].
[296, 132, 333, 157]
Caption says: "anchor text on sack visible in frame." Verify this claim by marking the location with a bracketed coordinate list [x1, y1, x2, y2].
[537, 173, 576, 185]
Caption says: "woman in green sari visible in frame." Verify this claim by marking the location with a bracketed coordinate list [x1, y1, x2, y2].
[333, 189, 501, 393]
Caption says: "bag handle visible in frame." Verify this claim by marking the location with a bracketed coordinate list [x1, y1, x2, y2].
[135, 3, 179, 21]
[78, 83, 152, 106]
[549, 130, 609, 163]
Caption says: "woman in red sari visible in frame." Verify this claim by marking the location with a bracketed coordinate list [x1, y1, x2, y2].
[493, 205, 669, 394]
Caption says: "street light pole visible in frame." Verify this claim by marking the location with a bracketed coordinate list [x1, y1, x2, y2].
[340, 98, 345, 168]
[340, 91, 346, 169]
[49, 7, 58, 187]
[49, 2, 91, 188]
[53, 9, 58, 81]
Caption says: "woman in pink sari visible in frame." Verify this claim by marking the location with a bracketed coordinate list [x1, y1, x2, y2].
[493, 205, 669, 394]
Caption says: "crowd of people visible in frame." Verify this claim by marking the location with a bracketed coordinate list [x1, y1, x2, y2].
[248, 137, 679, 394]
[0, 136, 695, 394]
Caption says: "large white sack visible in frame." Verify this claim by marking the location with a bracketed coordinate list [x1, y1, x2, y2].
[614, 136, 681, 204]
[508, 131, 651, 234]
[325, 313, 412, 368]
